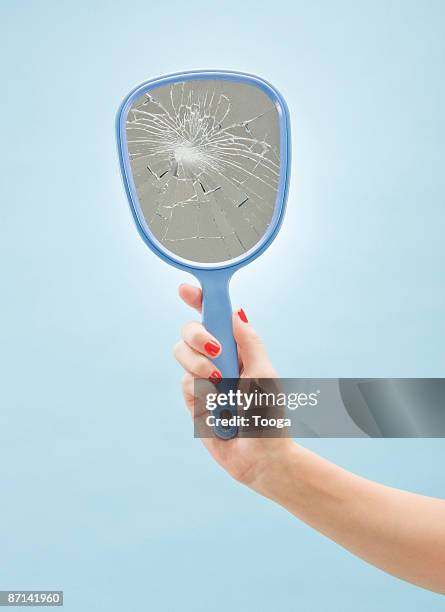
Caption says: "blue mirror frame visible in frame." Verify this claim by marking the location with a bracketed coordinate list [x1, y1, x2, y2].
[116, 69, 291, 274]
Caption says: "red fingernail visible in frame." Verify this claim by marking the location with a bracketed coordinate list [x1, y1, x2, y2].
[237, 308, 248, 323]
[209, 370, 222, 383]
[204, 341, 220, 357]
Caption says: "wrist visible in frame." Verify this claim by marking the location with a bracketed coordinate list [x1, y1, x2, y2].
[248, 441, 305, 501]
[250, 441, 360, 529]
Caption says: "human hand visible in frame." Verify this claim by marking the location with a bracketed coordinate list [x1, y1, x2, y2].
[176, 285, 445, 595]
[174, 283, 295, 489]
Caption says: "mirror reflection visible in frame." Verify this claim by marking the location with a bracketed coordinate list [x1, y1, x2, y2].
[125, 79, 281, 263]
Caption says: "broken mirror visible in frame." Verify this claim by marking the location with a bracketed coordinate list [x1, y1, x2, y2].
[125, 79, 281, 264]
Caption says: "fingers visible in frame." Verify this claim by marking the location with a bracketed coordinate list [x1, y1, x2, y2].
[179, 283, 202, 312]
[181, 373, 215, 416]
[177, 284, 277, 378]
[182, 373, 218, 439]
[181, 320, 221, 358]
[176, 286, 222, 383]
[174, 340, 222, 382]
[232, 308, 277, 377]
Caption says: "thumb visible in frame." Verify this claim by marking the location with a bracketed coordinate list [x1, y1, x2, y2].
[232, 308, 277, 377]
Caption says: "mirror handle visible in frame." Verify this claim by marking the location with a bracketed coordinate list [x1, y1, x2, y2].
[197, 269, 239, 439]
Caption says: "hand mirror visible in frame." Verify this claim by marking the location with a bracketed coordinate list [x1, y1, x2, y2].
[116, 70, 290, 436]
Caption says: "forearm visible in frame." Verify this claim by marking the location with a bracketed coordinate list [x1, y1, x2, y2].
[253, 443, 445, 594]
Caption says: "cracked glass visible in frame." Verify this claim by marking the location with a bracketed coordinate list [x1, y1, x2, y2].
[125, 79, 280, 263]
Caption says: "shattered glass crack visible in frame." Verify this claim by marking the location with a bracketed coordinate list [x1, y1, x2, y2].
[126, 80, 280, 263]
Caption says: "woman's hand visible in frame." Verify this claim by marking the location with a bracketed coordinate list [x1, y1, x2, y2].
[174, 284, 445, 594]
[174, 283, 295, 488]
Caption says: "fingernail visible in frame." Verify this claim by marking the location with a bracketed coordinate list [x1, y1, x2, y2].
[237, 308, 248, 323]
[209, 370, 222, 384]
[204, 341, 220, 357]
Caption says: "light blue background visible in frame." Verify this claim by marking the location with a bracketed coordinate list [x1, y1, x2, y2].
[0, 1, 444, 610]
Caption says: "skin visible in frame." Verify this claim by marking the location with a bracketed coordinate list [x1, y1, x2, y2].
[174, 283, 445, 595]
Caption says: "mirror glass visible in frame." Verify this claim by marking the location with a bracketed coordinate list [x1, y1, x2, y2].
[125, 79, 281, 263]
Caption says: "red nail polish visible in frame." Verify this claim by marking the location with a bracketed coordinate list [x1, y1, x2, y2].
[209, 370, 222, 383]
[237, 308, 248, 323]
[205, 341, 220, 357]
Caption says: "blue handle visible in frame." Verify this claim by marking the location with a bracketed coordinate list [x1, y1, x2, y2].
[199, 270, 239, 378]
[195, 269, 239, 439]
